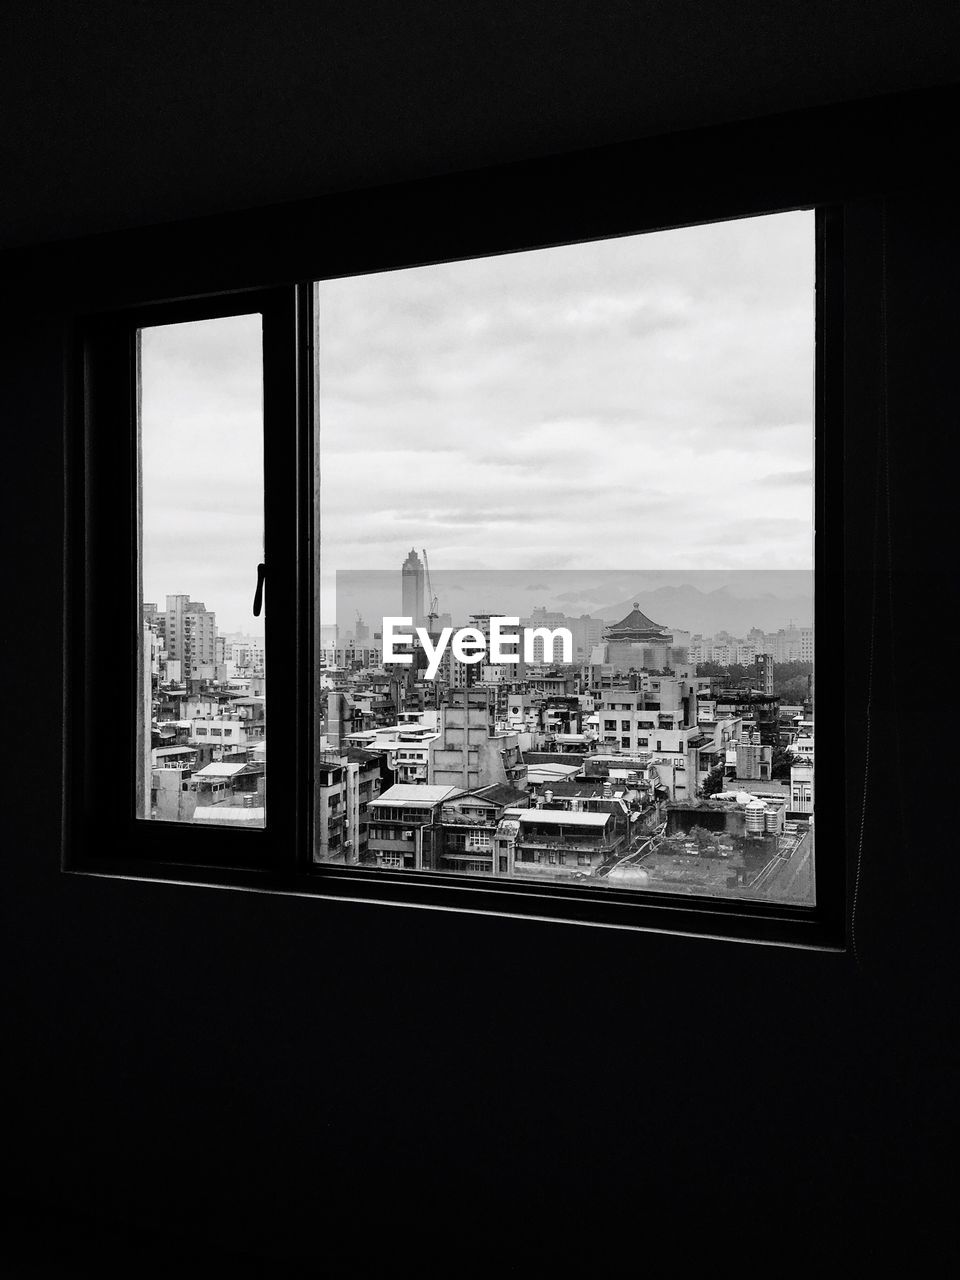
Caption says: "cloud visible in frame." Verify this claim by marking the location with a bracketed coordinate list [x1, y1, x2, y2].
[142, 214, 815, 629]
[763, 468, 815, 485]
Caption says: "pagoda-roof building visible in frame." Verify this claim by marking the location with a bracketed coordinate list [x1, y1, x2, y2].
[604, 604, 672, 642]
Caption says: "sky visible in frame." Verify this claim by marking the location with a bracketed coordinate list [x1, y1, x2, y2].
[140, 313, 265, 635]
[139, 210, 814, 634]
[319, 209, 814, 630]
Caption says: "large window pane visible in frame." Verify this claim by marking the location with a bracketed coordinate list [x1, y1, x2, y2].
[314, 212, 814, 903]
[138, 314, 266, 827]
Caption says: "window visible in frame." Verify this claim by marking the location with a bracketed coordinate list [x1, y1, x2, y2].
[314, 215, 815, 914]
[67, 125, 848, 949]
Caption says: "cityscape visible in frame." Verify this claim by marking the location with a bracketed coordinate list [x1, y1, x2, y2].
[141, 552, 814, 906]
[139, 211, 814, 905]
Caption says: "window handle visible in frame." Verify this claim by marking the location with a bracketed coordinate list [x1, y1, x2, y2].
[253, 563, 266, 617]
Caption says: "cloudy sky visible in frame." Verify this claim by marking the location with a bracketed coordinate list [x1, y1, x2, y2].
[140, 210, 813, 634]
[140, 313, 264, 635]
[319, 209, 814, 629]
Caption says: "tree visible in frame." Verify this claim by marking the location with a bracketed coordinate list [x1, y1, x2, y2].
[771, 661, 812, 698]
[771, 747, 793, 780]
[700, 763, 725, 797]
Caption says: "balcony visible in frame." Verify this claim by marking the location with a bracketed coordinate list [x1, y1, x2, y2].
[518, 836, 611, 855]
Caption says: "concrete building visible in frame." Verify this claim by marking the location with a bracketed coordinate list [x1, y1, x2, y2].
[429, 688, 527, 791]
[521, 607, 603, 665]
[365, 783, 462, 870]
[165, 595, 218, 677]
[345, 709, 441, 783]
[790, 759, 815, 815]
[316, 746, 385, 863]
[537, 777, 659, 848]
[734, 740, 773, 782]
[320, 643, 382, 670]
[187, 717, 251, 751]
[715, 688, 781, 748]
[154, 758, 265, 824]
[225, 635, 265, 676]
[424, 784, 531, 875]
[500, 807, 624, 878]
[590, 676, 703, 799]
[754, 653, 775, 694]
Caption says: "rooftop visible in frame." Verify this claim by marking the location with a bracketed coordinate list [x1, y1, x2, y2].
[376, 784, 462, 806]
[525, 764, 583, 784]
[193, 762, 251, 778]
[605, 604, 669, 638]
[546, 780, 636, 798]
[464, 783, 531, 807]
[342, 747, 385, 765]
[193, 806, 265, 824]
[509, 808, 610, 827]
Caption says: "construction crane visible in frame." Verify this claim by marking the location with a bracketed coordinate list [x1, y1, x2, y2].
[421, 547, 439, 630]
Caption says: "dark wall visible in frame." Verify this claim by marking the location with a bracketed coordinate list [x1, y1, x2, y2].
[2, 132, 957, 1270]
[4, 0, 960, 250]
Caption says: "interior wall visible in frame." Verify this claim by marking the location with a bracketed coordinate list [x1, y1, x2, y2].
[4, 0, 960, 249]
[1, 118, 956, 1267]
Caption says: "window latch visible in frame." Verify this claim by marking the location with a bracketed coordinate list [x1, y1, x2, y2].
[253, 563, 266, 617]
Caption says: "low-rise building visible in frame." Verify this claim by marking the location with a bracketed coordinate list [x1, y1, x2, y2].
[365, 783, 463, 870]
[501, 807, 624, 878]
[790, 759, 814, 815]
[425, 784, 531, 875]
[315, 747, 386, 863]
[155, 759, 265, 824]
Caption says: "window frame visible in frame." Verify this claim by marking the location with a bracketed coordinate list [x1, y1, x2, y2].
[61, 113, 854, 950]
[66, 286, 307, 877]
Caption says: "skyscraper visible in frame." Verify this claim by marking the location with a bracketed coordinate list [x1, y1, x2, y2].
[401, 548, 425, 630]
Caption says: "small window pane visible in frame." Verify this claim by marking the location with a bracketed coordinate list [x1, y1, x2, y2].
[137, 315, 266, 827]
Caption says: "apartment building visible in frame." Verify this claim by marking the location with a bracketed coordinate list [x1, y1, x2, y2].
[429, 688, 528, 791]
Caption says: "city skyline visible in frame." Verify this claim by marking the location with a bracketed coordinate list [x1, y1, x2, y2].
[333, 566, 813, 643]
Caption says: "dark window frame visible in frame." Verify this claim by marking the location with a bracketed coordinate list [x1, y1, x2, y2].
[66, 286, 306, 876]
[59, 103, 865, 949]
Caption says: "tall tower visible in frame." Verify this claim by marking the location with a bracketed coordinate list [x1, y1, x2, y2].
[401, 548, 425, 630]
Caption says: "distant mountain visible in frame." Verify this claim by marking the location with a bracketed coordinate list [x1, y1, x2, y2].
[591, 584, 812, 634]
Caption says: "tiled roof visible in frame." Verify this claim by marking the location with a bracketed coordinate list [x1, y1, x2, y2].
[606, 604, 666, 634]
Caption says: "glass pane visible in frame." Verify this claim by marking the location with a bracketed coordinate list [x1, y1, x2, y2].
[138, 314, 266, 827]
[314, 212, 814, 904]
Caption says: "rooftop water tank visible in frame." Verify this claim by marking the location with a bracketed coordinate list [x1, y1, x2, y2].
[745, 800, 767, 835]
